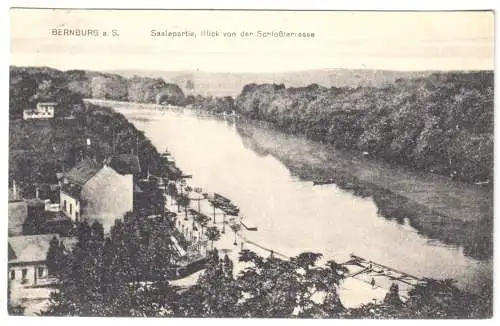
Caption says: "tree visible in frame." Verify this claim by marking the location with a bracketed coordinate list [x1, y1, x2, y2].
[167, 182, 178, 206]
[209, 199, 219, 223]
[230, 223, 241, 245]
[233, 249, 348, 318]
[236, 253, 302, 317]
[383, 283, 403, 308]
[177, 194, 190, 220]
[175, 249, 240, 317]
[346, 278, 492, 319]
[291, 252, 322, 273]
[194, 213, 210, 236]
[205, 226, 221, 250]
[43, 217, 181, 317]
[46, 236, 65, 277]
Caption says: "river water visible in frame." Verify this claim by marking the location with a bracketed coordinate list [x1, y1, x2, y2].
[116, 105, 492, 295]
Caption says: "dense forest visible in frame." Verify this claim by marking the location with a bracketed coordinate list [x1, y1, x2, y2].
[235, 72, 494, 183]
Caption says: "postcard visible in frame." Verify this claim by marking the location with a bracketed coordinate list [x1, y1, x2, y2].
[7, 8, 494, 319]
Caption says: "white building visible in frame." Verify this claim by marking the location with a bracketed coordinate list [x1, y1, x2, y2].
[60, 158, 135, 231]
[8, 234, 77, 315]
[8, 234, 76, 287]
[23, 102, 56, 120]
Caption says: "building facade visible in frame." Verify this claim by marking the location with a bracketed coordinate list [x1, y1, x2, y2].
[23, 102, 56, 120]
[8, 234, 76, 287]
[60, 158, 136, 231]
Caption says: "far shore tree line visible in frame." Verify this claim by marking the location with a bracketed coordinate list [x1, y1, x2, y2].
[234, 72, 493, 184]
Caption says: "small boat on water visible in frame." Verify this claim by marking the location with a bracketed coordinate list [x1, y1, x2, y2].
[313, 178, 335, 186]
[208, 193, 240, 215]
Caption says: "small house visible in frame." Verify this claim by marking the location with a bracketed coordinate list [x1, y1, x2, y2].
[60, 158, 135, 231]
[8, 234, 76, 287]
[23, 102, 57, 120]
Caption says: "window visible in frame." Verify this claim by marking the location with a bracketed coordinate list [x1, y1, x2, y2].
[75, 212, 79, 222]
[22, 268, 27, 280]
[63, 200, 67, 211]
[69, 203, 72, 215]
[10, 270, 15, 280]
[38, 267, 44, 278]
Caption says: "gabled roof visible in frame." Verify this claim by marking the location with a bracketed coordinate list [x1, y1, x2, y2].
[79, 165, 123, 196]
[61, 183, 83, 198]
[64, 159, 101, 186]
[108, 154, 141, 175]
[8, 234, 77, 264]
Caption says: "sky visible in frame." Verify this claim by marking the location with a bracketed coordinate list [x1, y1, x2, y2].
[10, 9, 494, 73]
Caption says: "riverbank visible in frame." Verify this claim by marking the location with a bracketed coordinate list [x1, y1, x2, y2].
[99, 100, 422, 307]
[235, 121, 493, 262]
[160, 162, 420, 309]
[235, 74, 493, 184]
[106, 99, 491, 298]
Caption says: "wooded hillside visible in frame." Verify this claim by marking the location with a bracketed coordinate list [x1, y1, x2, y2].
[9, 66, 185, 119]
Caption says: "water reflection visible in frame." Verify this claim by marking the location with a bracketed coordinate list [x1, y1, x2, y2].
[118, 107, 492, 295]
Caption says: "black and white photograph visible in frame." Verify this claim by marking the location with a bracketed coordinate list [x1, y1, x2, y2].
[6, 7, 495, 319]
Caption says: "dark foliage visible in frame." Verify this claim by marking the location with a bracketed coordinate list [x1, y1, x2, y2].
[42, 218, 178, 316]
[188, 95, 236, 113]
[345, 278, 492, 319]
[235, 72, 494, 183]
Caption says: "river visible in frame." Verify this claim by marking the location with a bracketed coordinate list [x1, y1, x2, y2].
[115, 104, 492, 295]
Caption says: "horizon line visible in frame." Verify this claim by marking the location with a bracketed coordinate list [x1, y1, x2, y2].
[10, 64, 494, 75]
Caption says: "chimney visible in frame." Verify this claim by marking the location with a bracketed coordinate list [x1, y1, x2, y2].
[12, 180, 17, 199]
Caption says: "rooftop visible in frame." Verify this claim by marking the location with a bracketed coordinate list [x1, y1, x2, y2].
[64, 159, 101, 186]
[8, 234, 77, 264]
[108, 154, 142, 175]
